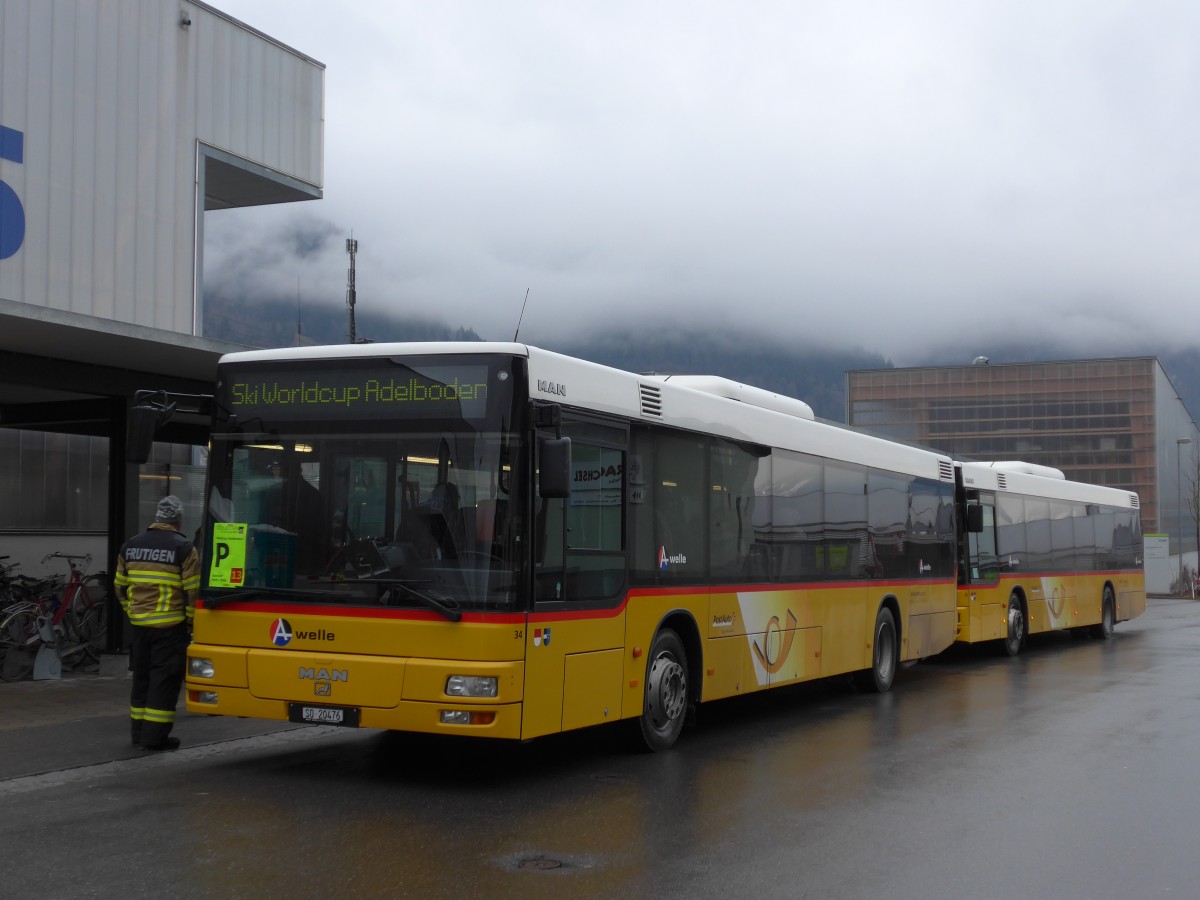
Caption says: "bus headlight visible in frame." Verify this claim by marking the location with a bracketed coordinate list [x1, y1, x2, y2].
[189, 657, 215, 679]
[445, 675, 497, 698]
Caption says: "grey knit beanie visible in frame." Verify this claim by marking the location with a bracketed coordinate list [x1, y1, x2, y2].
[155, 495, 184, 524]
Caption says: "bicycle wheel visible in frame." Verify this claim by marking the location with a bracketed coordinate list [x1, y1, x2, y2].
[67, 580, 107, 647]
[0, 606, 40, 682]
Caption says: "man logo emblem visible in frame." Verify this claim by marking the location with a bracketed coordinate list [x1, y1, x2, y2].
[315, 682, 332, 696]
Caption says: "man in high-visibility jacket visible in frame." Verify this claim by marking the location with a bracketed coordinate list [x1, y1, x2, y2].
[114, 495, 199, 751]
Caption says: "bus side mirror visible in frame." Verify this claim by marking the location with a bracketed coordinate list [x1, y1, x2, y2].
[966, 504, 984, 533]
[539, 437, 572, 499]
[126, 405, 162, 464]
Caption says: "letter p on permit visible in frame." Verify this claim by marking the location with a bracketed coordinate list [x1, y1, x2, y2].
[214, 543, 231, 567]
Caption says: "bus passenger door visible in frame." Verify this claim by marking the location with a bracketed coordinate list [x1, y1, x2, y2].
[965, 495, 1003, 640]
[524, 420, 629, 739]
[966, 496, 999, 581]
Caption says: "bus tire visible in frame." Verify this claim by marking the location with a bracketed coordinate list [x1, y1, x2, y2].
[1091, 586, 1115, 640]
[1002, 592, 1025, 657]
[637, 628, 688, 752]
[854, 606, 897, 693]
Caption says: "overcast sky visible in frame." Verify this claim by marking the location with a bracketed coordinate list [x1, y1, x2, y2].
[208, 1, 1200, 363]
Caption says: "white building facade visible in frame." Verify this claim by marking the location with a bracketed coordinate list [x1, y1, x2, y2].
[0, 1, 323, 619]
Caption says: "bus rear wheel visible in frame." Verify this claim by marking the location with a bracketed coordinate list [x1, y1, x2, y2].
[637, 628, 688, 752]
[1002, 593, 1025, 657]
[1091, 586, 1115, 640]
[854, 607, 897, 693]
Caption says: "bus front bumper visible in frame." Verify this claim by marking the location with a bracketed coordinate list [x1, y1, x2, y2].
[185, 644, 525, 739]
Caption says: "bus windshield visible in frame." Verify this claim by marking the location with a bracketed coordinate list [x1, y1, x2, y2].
[199, 356, 523, 615]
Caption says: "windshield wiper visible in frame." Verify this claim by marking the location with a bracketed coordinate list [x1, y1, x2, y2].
[202, 581, 463, 622]
[367, 579, 462, 623]
[202, 586, 323, 608]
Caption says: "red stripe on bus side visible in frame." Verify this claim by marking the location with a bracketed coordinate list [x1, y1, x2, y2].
[195, 599, 527, 624]
[198, 575, 964, 625]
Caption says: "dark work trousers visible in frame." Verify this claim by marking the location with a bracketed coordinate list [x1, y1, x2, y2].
[129, 622, 189, 747]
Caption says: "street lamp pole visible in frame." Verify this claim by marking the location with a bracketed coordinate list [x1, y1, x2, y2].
[1178, 438, 1192, 593]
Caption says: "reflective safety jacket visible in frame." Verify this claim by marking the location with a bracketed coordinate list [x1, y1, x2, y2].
[115, 523, 200, 628]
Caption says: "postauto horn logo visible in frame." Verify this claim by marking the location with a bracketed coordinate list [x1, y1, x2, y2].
[270, 618, 293, 646]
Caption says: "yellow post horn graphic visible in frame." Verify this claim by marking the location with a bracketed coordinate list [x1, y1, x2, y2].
[752, 610, 799, 674]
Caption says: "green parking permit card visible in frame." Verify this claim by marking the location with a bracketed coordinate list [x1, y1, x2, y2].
[209, 523, 248, 587]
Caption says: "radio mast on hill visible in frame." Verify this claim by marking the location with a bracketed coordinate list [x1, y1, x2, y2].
[345, 236, 358, 343]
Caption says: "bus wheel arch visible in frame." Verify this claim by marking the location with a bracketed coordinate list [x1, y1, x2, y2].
[1002, 588, 1028, 657]
[636, 612, 700, 752]
[1091, 582, 1116, 639]
[854, 600, 899, 693]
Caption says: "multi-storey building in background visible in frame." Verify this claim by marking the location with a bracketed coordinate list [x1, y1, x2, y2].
[847, 357, 1200, 592]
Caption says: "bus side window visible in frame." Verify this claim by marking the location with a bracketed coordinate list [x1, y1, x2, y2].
[566, 443, 625, 603]
[710, 438, 766, 582]
[769, 450, 823, 583]
[631, 429, 708, 584]
[823, 464, 866, 579]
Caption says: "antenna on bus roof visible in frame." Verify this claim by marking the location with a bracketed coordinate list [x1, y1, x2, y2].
[513, 288, 531, 342]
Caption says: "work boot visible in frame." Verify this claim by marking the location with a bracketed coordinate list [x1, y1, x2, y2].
[141, 737, 181, 752]
[131, 723, 142, 747]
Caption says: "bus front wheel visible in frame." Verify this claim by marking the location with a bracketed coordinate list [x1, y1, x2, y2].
[1091, 586, 1115, 640]
[854, 607, 897, 693]
[1002, 593, 1025, 657]
[638, 628, 688, 752]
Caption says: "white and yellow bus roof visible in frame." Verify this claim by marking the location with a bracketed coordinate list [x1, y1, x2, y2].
[219, 341, 956, 485]
[958, 460, 1140, 510]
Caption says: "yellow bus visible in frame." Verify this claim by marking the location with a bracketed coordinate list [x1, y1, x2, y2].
[174, 342, 962, 750]
[955, 460, 1145, 655]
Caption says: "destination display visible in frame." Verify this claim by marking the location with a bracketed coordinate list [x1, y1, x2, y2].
[223, 363, 492, 422]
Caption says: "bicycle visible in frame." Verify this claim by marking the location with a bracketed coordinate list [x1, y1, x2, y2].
[0, 557, 38, 679]
[43, 552, 109, 665]
[0, 553, 109, 680]
[0, 556, 33, 611]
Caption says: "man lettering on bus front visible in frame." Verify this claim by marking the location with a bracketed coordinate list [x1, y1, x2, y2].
[114, 495, 199, 752]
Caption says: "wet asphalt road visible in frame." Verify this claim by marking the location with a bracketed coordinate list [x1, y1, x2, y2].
[1, 599, 1196, 899]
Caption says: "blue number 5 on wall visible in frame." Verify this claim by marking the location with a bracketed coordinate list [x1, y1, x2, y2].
[0, 125, 26, 260]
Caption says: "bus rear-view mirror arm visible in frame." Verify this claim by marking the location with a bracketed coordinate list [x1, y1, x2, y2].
[126, 390, 218, 464]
